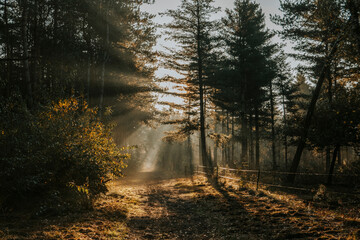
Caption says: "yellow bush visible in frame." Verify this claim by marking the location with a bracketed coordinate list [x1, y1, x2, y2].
[0, 97, 128, 210]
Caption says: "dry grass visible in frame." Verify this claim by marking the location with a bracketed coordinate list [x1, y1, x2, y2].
[1, 173, 359, 239]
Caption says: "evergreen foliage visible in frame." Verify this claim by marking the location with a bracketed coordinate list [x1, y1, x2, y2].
[160, 0, 220, 168]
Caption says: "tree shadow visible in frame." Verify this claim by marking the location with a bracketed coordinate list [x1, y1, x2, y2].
[0, 193, 129, 239]
[126, 178, 326, 239]
[209, 177, 356, 239]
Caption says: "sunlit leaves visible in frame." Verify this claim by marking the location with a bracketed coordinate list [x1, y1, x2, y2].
[0, 97, 128, 208]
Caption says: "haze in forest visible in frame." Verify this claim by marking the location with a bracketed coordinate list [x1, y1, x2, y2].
[1, 1, 360, 238]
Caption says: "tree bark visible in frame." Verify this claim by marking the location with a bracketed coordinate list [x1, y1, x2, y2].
[249, 113, 254, 169]
[226, 111, 230, 166]
[282, 92, 288, 170]
[4, 0, 11, 97]
[214, 119, 219, 167]
[99, 0, 109, 117]
[187, 99, 193, 174]
[21, 0, 32, 108]
[241, 79, 248, 167]
[255, 108, 260, 169]
[231, 114, 235, 167]
[327, 144, 340, 185]
[326, 147, 331, 172]
[337, 146, 341, 165]
[348, 0, 360, 54]
[270, 78, 277, 170]
[196, 2, 211, 170]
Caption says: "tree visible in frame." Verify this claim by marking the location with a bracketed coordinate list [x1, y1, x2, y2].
[214, 0, 278, 168]
[0, 0, 158, 208]
[273, 0, 359, 182]
[0, 0, 157, 111]
[161, 0, 219, 169]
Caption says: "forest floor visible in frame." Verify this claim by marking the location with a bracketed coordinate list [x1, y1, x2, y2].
[1, 171, 360, 239]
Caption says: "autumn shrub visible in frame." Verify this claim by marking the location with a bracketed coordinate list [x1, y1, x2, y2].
[0, 96, 128, 211]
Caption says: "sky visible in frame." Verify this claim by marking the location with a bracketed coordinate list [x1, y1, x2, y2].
[141, 0, 287, 78]
[141, 0, 292, 108]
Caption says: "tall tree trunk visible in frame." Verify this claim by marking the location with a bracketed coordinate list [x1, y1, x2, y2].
[255, 108, 260, 169]
[327, 144, 340, 185]
[4, 0, 11, 97]
[249, 113, 254, 169]
[84, 13, 92, 103]
[226, 111, 230, 166]
[287, 37, 342, 183]
[195, 3, 210, 170]
[270, 78, 277, 170]
[214, 120, 219, 167]
[221, 112, 226, 166]
[231, 114, 235, 167]
[99, 0, 109, 117]
[87, 56, 91, 102]
[32, 0, 40, 93]
[241, 113, 248, 167]
[326, 147, 331, 172]
[282, 93, 288, 170]
[241, 80, 248, 167]
[21, 0, 32, 107]
[188, 136, 193, 173]
[187, 98, 193, 173]
[348, 0, 360, 54]
[50, 0, 59, 93]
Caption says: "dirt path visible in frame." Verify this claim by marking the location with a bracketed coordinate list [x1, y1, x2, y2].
[108, 172, 359, 239]
[1, 172, 359, 239]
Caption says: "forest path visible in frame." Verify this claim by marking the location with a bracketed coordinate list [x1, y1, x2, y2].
[108, 171, 357, 239]
[1, 172, 359, 239]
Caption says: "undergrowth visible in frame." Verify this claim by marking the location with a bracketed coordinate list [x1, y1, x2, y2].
[0, 96, 128, 213]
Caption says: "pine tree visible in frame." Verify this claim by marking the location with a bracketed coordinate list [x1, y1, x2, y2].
[0, 0, 157, 112]
[161, 0, 219, 169]
[273, 0, 359, 182]
[216, 0, 277, 168]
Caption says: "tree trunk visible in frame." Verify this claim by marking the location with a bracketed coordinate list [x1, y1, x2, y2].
[241, 74, 248, 167]
[241, 113, 248, 167]
[249, 113, 254, 169]
[255, 108, 260, 169]
[195, 3, 210, 170]
[282, 93, 288, 170]
[21, 0, 32, 108]
[50, 0, 59, 93]
[188, 136, 193, 174]
[221, 114, 226, 166]
[226, 111, 231, 166]
[4, 0, 11, 97]
[85, 13, 92, 103]
[327, 144, 340, 185]
[348, 0, 360, 54]
[87, 56, 91, 102]
[231, 114, 235, 167]
[287, 37, 342, 183]
[32, 0, 40, 93]
[188, 99, 193, 174]
[270, 78, 277, 170]
[326, 147, 331, 172]
[99, 0, 109, 117]
[214, 121, 219, 167]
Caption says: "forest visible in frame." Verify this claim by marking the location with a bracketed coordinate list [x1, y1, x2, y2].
[0, 0, 360, 239]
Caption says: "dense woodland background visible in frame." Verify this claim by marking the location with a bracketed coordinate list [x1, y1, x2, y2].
[1, 0, 360, 211]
